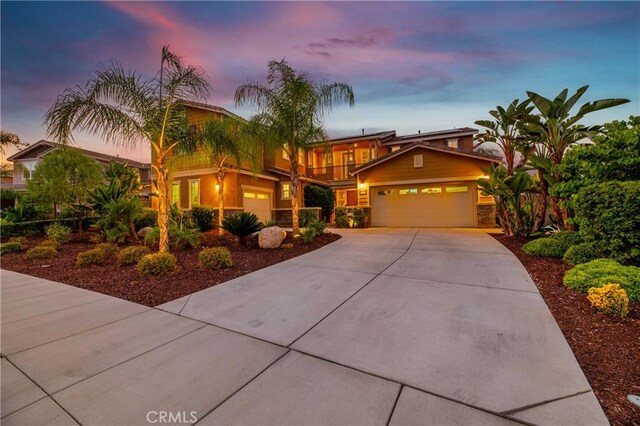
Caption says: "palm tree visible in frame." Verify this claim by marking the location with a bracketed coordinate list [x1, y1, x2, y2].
[0, 131, 26, 155]
[182, 117, 253, 236]
[474, 99, 533, 174]
[235, 59, 354, 235]
[521, 86, 629, 226]
[44, 46, 210, 252]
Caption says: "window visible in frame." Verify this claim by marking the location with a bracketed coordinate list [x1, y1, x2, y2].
[282, 143, 290, 160]
[447, 138, 459, 149]
[22, 169, 30, 180]
[445, 186, 468, 193]
[391, 146, 401, 152]
[298, 150, 304, 165]
[361, 150, 370, 163]
[399, 188, 418, 195]
[377, 190, 393, 196]
[413, 154, 423, 168]
[308, 151, 314, 168]
[421, 187, 442, 194]
[281, 182, 291, 199]
[189, 179, 200, 208]
[256, 193, 268, 200]
[171, 182, 180, 207]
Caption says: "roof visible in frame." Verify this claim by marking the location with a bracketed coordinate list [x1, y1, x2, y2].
[179, 100, 246, 122]
[383, 127, 478, 145]
[267, 166, 331, 187]
[318, 130, 397, 146]
[350, 142, 502, 175]
[7, 140, 150, 169]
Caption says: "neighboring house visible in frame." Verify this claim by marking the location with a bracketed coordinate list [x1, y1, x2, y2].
[164, 101, 499, 227]
[4, 140, 152, 193]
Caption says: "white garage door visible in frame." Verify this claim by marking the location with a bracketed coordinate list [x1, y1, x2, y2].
[243, 190, 271, 223]
[371, 184, 474, 227]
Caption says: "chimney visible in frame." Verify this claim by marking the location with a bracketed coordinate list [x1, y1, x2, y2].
[418, 130, 421, 134]
[362, 128, 365, 135]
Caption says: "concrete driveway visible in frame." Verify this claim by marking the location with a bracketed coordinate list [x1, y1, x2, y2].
[1, 228, 608, 425]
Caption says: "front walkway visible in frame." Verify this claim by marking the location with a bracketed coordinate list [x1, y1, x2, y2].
[1, 228, 608, 425]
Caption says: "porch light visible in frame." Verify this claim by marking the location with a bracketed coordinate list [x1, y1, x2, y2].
[215, 184, 220, 191]
[359, 182, 365, 189]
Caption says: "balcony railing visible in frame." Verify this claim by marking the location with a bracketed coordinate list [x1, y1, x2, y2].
[306, 164, 364, 181]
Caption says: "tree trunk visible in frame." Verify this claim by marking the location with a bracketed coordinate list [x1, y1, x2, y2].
[156, 160, 170, 253]
[217, 168, 225, 237]
[291, 159, 300, 236]
[533, 172, 549, 232]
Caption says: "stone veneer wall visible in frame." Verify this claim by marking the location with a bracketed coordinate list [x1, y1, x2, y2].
[476, 204, 496, 228]
[275, 207, 321, 227]
[212, 208, 244, 225]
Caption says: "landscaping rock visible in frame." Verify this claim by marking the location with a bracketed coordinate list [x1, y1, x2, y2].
[259, 226, 286, 249]
[137, 227, 154, 238]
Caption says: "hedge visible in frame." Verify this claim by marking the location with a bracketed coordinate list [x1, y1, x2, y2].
[0, 218, 86, 237]
[563, 259, 640, 302]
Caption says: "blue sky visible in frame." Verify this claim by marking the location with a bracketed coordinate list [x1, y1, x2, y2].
[2, 1, 638, 162]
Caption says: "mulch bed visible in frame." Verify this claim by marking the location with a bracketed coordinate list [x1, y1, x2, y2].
[1, 231, 340, 307]
[492, 234, 640, 426]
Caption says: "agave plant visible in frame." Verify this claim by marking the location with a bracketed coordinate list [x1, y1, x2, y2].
[222, 212, 263, 245]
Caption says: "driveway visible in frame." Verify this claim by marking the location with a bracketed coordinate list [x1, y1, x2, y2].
[1, 228, 608, 425]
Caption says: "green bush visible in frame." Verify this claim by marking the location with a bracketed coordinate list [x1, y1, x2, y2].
[335, 208, 348, 228]
[563, 242, 607, 265]
[144, 225, 201, 249]
[76, 248, 107, 266]
[39, 239, 60, 249]
[190, 206, 215, 231]
[96, 242, 118, 258]
[1, 241, 23, 255]
[563, 259, 640, 302]
[199, 247, 233, 270]
[136, 252, 177, 276]
[300, 227, 316, 244]
[45, 223, 72, 244]
[8, 237, 27, 245]
[574, 181, 640, 265]
[522, 237, 568, 258]
[298, 209, 317, 227]
[26, 245, 57, 260]
[133, 208, 157, 230]
[304, 185, 335, 222]
[222, 212, 263, 244]
[0, 218, 77, 237]
[549, 231, 583, 247]
[117, 245, 150, 266]
[304, 219, 327, 240]
[352, 207, 368, 228]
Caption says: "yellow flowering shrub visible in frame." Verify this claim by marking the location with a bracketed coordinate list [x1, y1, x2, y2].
[587, 283, 629, 318]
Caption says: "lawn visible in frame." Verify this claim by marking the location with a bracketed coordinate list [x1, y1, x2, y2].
[1, 231, 340, 307]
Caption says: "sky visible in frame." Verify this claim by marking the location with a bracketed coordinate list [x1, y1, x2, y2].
[1, 1, 639, 163]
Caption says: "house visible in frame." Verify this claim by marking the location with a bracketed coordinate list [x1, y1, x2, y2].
[164, 101, 499, 228]
[4, 140, 152, 193]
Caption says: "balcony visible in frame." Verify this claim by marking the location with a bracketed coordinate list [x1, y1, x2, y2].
[306, 164, 363, 181]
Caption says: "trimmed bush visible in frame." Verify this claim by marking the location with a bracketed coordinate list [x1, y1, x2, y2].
[563, 259, 640, 302]
[76, 248, 107, 266]
[222, 212, 263, 244]
[136, 252, 177, 276]
[96, 242, 118, 258]
[563, 242, 607, 265]
[190, 206, 215, 231]
[335, 208, 348, 228]
[304, 185, 335, 222]
[89, 233, 106, 244]
[549, 231, 583, 247]
[39, 239, 60, 249]
[0, 218, 76, 237]
[587, 283, 629, 318]
[1, 241, 23, 255]
[522, 237, 568, 258]
[117, 245, 150, 266]
[352, 207, 368, 228]
[574, 181, 640, 265]
[26, 245, 57, 260]
[199, 247, 233, 270]
[8, 237, 27, 245]
[45, 222, 72, 244]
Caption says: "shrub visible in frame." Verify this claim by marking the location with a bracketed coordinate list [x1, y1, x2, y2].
[105, 223, 131, 244]
[1, 241, 23, 255]
[190, 206, 215, 231]
[549, 231, 583, 247]
[199, 247, 233, 270]
[222, 212, 263, 244]
[96, 242, 118, 258]
[8, 237, 27, 245]
[281, 243, 293, 249]
[0, 218, 76, 237]
[587, 283, 629, 318]
[304, 185, 335, 222]
[352, 207, 368, 228]
[574, 181, 640, 265]
[76, 248, 107, 266]
[522, 237, 568, 258]
[563, 242, 607, 265]
[39, 239, 60, 249]
[300, 227, 316, 244]
[89, 232, 106, 244]
[563, 259, 640, 302]
[306, 219, 327, 238]
[133, 208, 157, 230]
[117, 245, 150, 266]
[45, 222, 72, 244]
[171, 226, 201, 250]
[26, 245, 57, 260]
[335, 208, 348, 228]
[298, 209, 317, 227]
[136, 252, 177, 276]
[263, 219, 277, 228]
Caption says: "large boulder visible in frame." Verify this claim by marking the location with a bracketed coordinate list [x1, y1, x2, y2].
[259, 226, 286, 249]
[137, 226, 155, 239]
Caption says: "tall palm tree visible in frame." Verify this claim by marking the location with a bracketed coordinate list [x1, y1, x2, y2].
[181, 117, 253, 236]
[521, 86, 629, 226]
[474, 99, 533, 174]
[235, 59, 354, 235]
[45, 46, 210, 252]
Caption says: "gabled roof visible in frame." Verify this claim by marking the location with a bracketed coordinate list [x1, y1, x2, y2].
[180, 100, 246, 122]
[320, 130, 397, 146]
[7, 140, 150, 169]
[350, 142, 502, 175]
[383, 127, 478, 145]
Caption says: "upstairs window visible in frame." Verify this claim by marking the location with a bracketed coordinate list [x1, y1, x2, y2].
[361, 150, 370, 163]
[413, 154, 423, 168]
[391, 146, 401, 152]
[282, 143, 290, 160]
[447, 138, 459, 149]
[281, 182, 291, 199]
[22, 169, 31, 180]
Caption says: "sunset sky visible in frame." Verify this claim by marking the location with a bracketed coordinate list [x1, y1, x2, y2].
[2, 1, 639, 162]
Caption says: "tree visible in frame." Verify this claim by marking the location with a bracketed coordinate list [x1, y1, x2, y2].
[474, 99, 533, 174]
[235, 59, 354, 235]
[0, 131, 26, 155]
[520, 86, 629, 226]
[181, 117, 253, 236]
[26, 149, 103, 230]
[88, 161, 142, 212]
[44, 46, 209, 252]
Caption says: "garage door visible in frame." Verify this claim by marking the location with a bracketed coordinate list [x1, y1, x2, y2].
[243, 190, 271, 223]
[371, 184, 474, 227]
